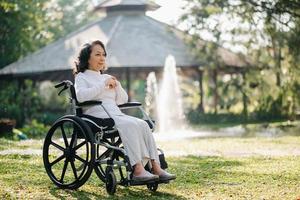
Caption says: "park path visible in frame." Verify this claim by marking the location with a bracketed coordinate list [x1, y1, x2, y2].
[1, 141, 300, 157]
[1, 127, 300, 157]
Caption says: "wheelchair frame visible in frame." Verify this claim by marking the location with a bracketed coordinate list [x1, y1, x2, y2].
[42, 80, 172, 195]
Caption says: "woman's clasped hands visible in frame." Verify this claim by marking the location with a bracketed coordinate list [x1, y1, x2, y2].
[105, 76, 118, 89]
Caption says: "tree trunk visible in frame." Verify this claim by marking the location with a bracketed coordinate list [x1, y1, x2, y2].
[197, 68, 204, 113]
[213, 69, 218, 114]
[271, 36, 281, 87]
[276, 46, 282, 87]
[242, 72, 248, 121]
[18, 79, 26, 125]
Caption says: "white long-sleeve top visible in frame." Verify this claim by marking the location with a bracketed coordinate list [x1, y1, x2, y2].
[74, 69, 128, 118]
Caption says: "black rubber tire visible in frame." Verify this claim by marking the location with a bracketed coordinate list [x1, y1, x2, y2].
[105, 167, 117, 195]
[147, 182, 158, 192]
[43, 115, 95, 189]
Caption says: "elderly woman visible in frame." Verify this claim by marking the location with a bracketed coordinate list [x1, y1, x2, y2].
[74, 40, 175, 182]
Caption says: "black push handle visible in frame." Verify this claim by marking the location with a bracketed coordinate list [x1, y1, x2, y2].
[54, 80, 73, 95]
[54, 82, 65, 88]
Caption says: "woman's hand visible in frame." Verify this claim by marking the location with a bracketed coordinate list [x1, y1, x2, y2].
[105, 77, 117, 89]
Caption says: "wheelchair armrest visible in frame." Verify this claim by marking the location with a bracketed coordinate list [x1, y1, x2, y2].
[77, 100, 102, 107]
[118, 102, 142, 108]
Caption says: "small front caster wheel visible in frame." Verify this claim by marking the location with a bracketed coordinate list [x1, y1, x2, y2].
[147, 182, 158, 192]
[105, 167, 117, 195]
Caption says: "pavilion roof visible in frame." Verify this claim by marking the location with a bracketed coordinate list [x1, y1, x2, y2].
[0, 0, 252, 79]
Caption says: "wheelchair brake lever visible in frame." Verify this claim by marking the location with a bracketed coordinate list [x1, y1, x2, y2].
[58, 85, 68, 95]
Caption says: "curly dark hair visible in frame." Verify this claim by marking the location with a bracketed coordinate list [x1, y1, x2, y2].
[75, 40, 107, 73]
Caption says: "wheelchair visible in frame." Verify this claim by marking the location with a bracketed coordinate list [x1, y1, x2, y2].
[43, 80, 174, 195]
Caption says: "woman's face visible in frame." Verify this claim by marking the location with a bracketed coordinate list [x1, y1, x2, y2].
[88, 44, 106, 72]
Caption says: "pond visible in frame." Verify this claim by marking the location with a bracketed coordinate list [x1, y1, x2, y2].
[154, 120, 300, 141]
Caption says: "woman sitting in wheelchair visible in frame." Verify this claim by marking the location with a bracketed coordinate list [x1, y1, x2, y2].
[74, 40, 175, 182]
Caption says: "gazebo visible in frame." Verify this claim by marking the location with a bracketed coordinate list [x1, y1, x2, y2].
[0, 0, 252, 111]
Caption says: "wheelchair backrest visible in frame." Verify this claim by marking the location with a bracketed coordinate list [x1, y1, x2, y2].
[54, 80, 83, 115]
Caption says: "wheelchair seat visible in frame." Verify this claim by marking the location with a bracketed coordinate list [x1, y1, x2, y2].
[79, 114, 120, 139]
[80, 114, 115, 130]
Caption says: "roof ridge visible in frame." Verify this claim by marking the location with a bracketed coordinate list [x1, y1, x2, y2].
[107, 15, 123, 44]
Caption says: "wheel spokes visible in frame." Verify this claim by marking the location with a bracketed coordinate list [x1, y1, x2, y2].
[51, 141, 65, 152]
[70, 160, 78, 179]
[50, 154, 65, 167]
[60, 160, 69, 182]
[44, 117, 95, 188]
[61, 125, 69, 148]
[74, 155, 87, 164]
[97, 149, 112, 160]
[69, 133, 77, 149]
[74, 141, 86, 151]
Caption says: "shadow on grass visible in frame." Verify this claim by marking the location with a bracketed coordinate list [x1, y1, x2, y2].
[116, 187, 187, 200]
[50, 187, 105, 200]
[49, 184, 186, 200]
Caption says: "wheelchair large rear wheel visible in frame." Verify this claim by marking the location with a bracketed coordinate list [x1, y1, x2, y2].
[43, 115, 95, 189]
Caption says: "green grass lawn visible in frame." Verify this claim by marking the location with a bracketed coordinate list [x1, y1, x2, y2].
[0, 137, 300, 199]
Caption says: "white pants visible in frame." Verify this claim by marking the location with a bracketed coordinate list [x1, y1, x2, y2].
[112, 115, 160, 167]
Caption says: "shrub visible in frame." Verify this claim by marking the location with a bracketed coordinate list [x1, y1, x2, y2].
[186, 110, 244, 125]
[0, 80, 43, 127]
[20, 120, 50, 139]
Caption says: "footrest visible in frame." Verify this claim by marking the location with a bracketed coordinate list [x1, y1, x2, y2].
[157, 179, 171, 184]
[130, 179, 157, 186]
[129, 178, 174, 186]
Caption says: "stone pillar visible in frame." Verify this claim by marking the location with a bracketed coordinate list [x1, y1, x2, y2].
[126, 68, 131, 101]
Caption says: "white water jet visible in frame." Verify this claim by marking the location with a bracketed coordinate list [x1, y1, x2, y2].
[157, 55, 185, 133]
[145, 72, 159, 121]
[145, 56, 277, 141]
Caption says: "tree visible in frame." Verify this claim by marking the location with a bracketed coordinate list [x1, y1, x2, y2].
[0, 0, 94, 126]
[0, 0, 93, 69]
[180, 0, 300, 119]
[0, 0, 49, 68]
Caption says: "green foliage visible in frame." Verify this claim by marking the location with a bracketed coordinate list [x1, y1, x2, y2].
[255, 94, 285, 121]
[180, 0, 300, 120]
[187, 110, 245, 125]
[0, 0, 49, 68]
[0, 0, 93, 69]
[0, 80, 42, 127]
[43, 0, 94, 41]
[0, 80, 68, 127]
[131, 79, 146, 103]
[35, 112, 64, 125]
[20, 119, 50, 139]
[37, 81, 69, 125]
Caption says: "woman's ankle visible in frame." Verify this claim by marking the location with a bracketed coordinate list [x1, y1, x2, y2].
[151, 160, 162, 175]
[133, 162, 144, 176]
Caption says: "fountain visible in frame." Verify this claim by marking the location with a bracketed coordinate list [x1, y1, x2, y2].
[145, 55, 245, 140]
[144, 56, 292, 142]
[145, 72, 159, 121]
[145, 55, 279, 141]
[157, 55, 185, 132]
